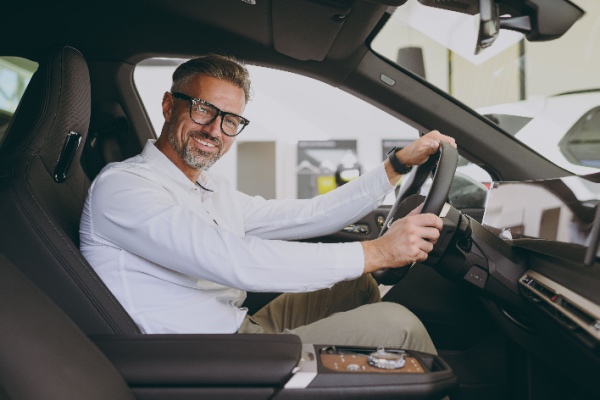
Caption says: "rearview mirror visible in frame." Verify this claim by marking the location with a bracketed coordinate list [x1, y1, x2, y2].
[476, 0, 535, 54]
[420, 0, 583, 55]
[475, 0, 500, 54]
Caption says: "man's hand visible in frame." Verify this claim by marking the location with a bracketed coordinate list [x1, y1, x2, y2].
[399, 130, 456, 167]
[361, 206, 443, 274]
[366, 130, 455, 273]
[385, 130, 456, 184]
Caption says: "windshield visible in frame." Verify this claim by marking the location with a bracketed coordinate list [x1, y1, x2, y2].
[483, 175, 600, 247]
[371, 0, 600, 176]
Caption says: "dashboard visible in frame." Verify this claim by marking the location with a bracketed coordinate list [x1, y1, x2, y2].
[480, 175, 600, 393]
[306, 170, 600, 396]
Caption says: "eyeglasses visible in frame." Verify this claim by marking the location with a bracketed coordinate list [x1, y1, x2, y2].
[171, 92, 250, 137]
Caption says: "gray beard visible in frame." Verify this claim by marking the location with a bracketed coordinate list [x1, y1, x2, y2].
[168, 130, 222, 170]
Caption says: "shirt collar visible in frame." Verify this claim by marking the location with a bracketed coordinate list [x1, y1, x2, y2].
[140, 140, 218, 197]
[197, 171, 217, 193]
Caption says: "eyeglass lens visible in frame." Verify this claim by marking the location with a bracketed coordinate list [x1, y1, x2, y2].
[191, 101, 246, 136]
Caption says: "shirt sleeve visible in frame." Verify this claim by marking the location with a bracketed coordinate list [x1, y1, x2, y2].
[84, 168, 367, 293]
[238, 162, 394, 240]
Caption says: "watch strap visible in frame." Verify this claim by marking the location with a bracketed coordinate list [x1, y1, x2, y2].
[387, 147, 413, 175]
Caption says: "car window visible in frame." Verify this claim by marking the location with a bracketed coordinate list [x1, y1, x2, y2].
[135, 59, 492, 203]
[0, 57, 37, 144]
[371, 0, 600, 176]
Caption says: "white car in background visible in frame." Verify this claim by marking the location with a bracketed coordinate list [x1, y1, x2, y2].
[478, 90, 600, 176]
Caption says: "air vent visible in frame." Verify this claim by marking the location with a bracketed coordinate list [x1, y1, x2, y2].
[520, 271, 600, 344]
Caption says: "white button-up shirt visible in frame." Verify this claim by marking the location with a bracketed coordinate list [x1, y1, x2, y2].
[80, 141, 394, 334]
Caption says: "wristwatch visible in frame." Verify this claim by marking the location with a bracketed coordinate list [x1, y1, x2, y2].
[387, 147, 413, 175]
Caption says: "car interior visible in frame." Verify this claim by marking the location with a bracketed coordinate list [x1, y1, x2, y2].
[1, 1, 599, 400]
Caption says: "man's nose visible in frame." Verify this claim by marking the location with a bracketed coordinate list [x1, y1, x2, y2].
[203, 116, 223, 138]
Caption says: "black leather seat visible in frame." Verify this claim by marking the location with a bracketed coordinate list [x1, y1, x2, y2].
[0, 45, 139, 335]
[0, 254, 136, 400]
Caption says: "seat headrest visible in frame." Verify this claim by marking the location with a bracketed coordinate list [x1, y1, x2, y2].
[0, 46, 90, 182]
[0, 45, 91, 245]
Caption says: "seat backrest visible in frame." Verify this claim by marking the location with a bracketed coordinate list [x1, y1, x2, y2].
[0, 253, 136, 400]
[0, 45, 140, 335]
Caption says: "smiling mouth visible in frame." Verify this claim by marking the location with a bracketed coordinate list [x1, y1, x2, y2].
[195, 137, 216, 148]
[190, 133, 221, 152]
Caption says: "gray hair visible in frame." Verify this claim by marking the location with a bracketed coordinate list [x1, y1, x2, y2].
[172, 54, 252, 103]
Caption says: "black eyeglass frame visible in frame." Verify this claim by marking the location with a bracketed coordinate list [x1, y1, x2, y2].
[171, 91, 250, 137]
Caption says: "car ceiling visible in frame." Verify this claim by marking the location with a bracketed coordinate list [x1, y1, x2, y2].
[0, 0, 542, 80]
[1, 0, 394, 82]
[1, 0, 574, 181]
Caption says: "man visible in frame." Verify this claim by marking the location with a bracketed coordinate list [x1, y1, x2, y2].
[80, 54, 456, 354]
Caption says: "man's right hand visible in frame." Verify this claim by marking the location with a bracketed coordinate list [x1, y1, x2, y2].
[361, 206, 443, 274]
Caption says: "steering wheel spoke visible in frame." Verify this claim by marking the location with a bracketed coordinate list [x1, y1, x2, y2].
[373, 142, 459, 285]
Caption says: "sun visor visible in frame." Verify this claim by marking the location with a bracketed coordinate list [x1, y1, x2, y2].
[272, 0, 352, 61]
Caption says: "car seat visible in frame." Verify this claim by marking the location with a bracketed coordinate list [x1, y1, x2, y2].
[0, 254, 136, 400]
[0, 45, 140, 334]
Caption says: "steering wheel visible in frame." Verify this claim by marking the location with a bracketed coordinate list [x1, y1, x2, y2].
[372, 141, 459, 285]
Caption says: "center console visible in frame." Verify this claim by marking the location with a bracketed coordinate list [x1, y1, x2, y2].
[92, 334, 456, 400]
[279, 344, 456, 399]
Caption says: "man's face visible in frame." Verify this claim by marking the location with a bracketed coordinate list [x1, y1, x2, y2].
[161, 74, 246, 173]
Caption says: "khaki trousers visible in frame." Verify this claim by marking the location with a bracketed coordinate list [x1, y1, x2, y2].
[238, 274, 436, 354]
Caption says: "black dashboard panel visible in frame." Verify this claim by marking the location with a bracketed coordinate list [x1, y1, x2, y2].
[515, 241, 600, 307]
[480, 176, 600, 396]
[517, 251, 600, 396]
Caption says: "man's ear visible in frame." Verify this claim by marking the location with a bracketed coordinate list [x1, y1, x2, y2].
[162, 92, 174, 122]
